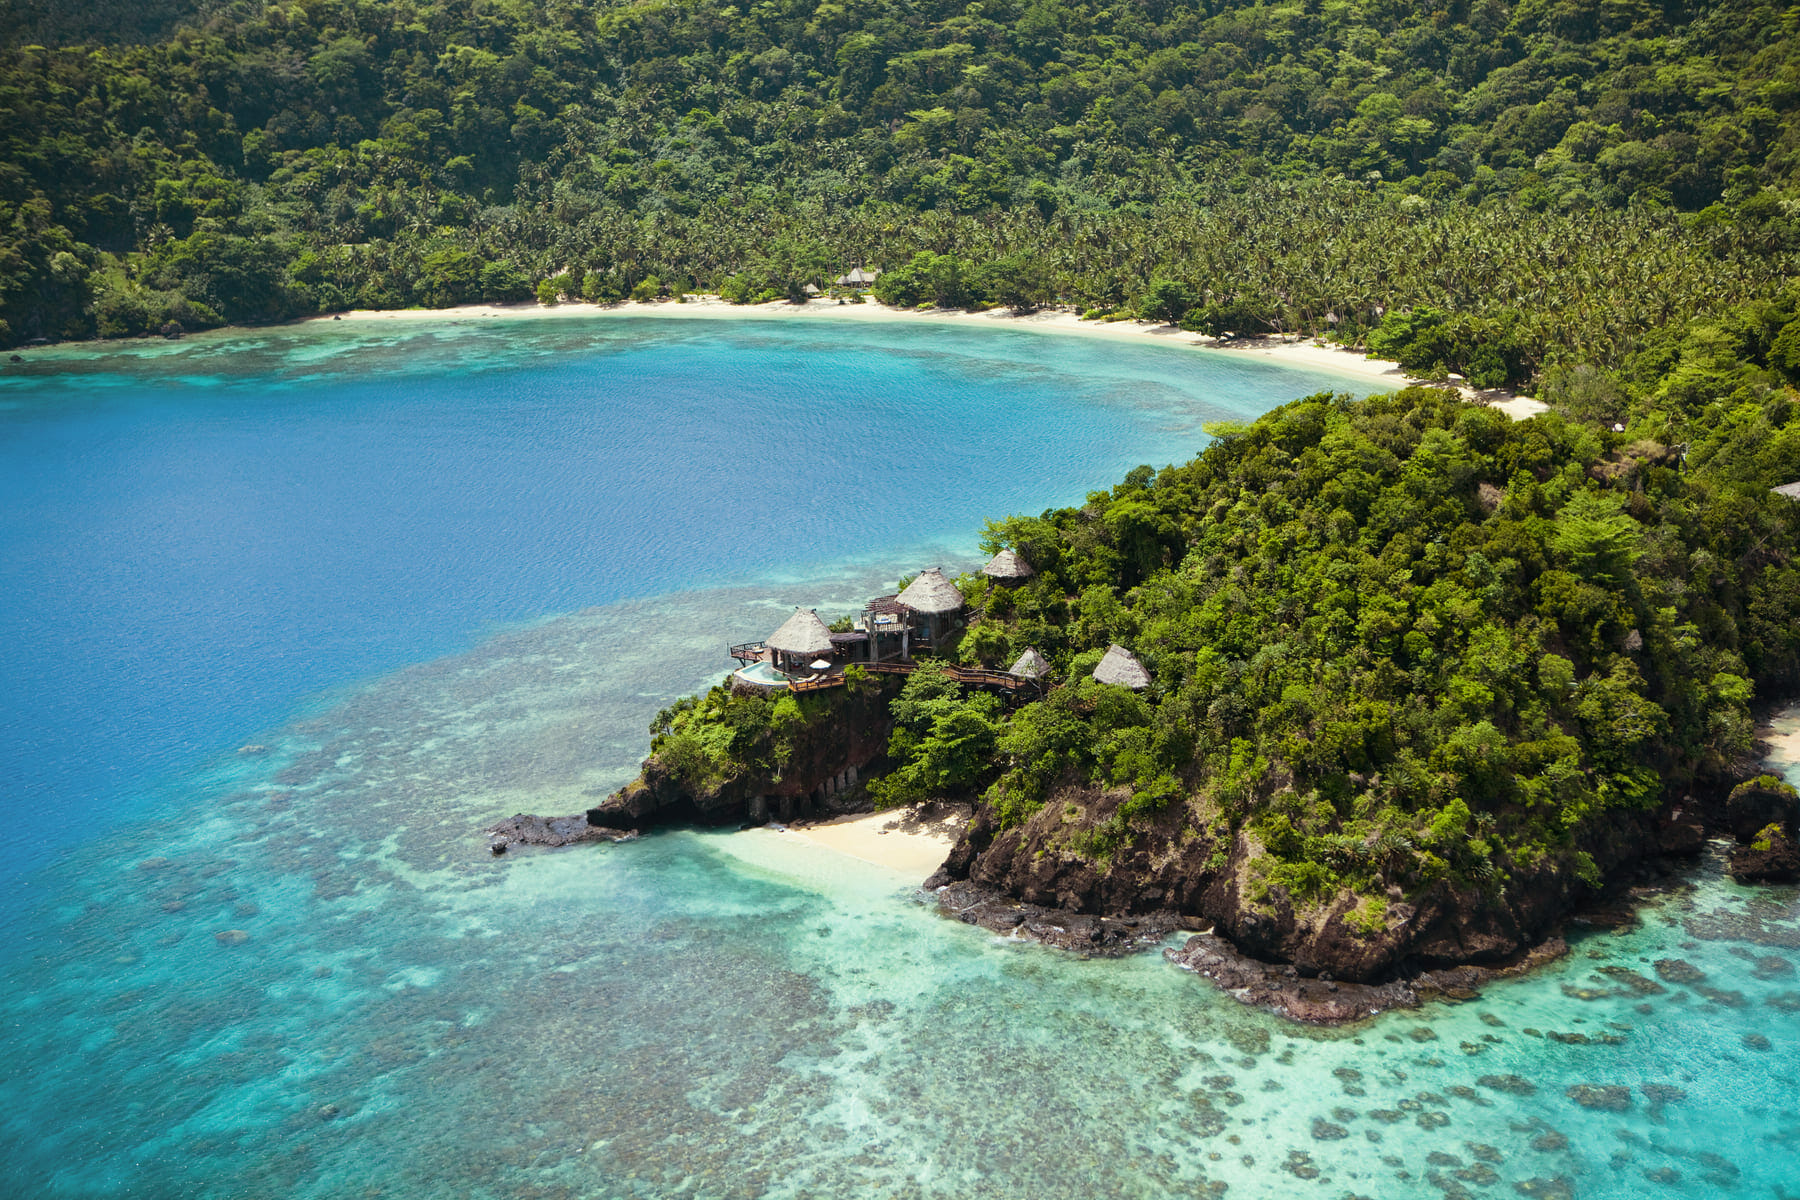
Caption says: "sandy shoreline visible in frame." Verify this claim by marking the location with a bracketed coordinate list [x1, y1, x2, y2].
[765, 804, 967, 879]
[1764, 716, 1800, 770]
[308, 296, 1549, 417]
[309, 296, 1431, 391]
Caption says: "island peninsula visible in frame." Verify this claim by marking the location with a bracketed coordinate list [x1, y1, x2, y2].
[589, 381, 1800, 1019]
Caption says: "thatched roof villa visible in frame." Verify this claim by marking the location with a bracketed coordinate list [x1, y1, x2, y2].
[1774, 481, 1800, 501]
[897, 567, 965, 614]
[981, 548, 1035, 584]
[1092, 644, 1152, 690]
[1009, 647, 1050, 679]
[765, 608, 834, 673]
[894, 567, 967, 650]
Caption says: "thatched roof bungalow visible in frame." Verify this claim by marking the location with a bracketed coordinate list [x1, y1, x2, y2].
[1009, 647, 1050, 679]
[834, 266, 881, 288]
[1092, 644, 1151, 690]
[766, 608, 834, 673]
[1774, 481, 1800, 501]
[897, 567, 965, 614]
[981, 548, 1035, 585]
[895, 567, 967, 651]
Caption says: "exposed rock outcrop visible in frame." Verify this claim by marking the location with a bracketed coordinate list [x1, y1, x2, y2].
[1723, 774, 1800, 883]
[927, 879, 1178, 956]
[1725, 775, 1800, 843]
[1730, 824, 1800, 883]
[484, 812, 639, 854]
[929, 778, 1694, 990]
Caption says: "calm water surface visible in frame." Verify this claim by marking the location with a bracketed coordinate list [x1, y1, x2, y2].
[0, 314, 1795, 1199]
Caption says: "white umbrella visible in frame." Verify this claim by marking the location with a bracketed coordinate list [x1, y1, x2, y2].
[810, 659, 832, 671]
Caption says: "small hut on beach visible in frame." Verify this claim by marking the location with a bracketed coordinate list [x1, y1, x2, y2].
[981, 548, 1035, 585]
[765, 608, 835, 675]
[834, 266, 882, 289]
[1009, 647, 1050, 679]
[896, 567, 966, 649]
[1092, 644, 1151, 690]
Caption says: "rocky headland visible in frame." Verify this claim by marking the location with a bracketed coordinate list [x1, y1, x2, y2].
[922, 777, 1718, 985]
[590, 675, 904, 830]
[519, 682, 1797, 1023]
[499, 385, 1800, 1024]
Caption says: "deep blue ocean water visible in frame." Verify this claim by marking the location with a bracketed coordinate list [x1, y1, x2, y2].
[0, 314, 1352, 861]
[1, 312, 1796, 1200]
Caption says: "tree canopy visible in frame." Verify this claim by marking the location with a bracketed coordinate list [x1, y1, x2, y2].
[655, 286, 1800, 918]
[2, 0, 1798, 372]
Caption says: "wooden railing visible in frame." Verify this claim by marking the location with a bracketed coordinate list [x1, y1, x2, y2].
[942, 664, 1037, 690]
[802, 659, 1048, 695]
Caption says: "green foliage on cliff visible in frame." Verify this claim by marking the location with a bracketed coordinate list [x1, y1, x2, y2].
[870, 663, 1003, 808]
[4, 0, 1800, 364]
[901, 294, 1799, 903]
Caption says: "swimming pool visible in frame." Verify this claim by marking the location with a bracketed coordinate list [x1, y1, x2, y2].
[733, 659, 791, 689]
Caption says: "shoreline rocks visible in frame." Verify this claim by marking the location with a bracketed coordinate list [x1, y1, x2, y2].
[1163, 929, 1421, 1023]
[483, 812, 639, 854]
[1724, 774, 1800, 883]
[926, 879, 1178, 956]
[925, 877, 1574, 1024]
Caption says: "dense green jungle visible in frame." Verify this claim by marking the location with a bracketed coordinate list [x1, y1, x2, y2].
[1, 0, 1798, 386]
[655, 366, 1800, 967]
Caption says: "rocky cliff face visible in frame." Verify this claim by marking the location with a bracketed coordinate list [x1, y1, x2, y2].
[592, 677, 1786, 996]
[927, 780, 1709, 985]
[592, 679, 903, 829]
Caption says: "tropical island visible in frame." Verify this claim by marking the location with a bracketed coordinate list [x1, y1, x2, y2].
[595, 366, 1799, 1017]
[8, 0, 1800, 1012]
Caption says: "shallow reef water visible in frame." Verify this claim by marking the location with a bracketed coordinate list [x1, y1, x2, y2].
[2, 598, 1796, 1200]
[1, 319, 1797, 1198]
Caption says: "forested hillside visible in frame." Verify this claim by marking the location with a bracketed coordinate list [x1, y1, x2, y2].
[2, 0, 1799, 375]
[0, 0, 213, 48]
[645, 288, 1800, 976]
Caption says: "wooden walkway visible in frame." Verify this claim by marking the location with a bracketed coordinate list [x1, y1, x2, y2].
[788, 660, 1045, 696]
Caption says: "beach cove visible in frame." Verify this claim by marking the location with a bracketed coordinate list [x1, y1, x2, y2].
[0, 314, 1789, 1199]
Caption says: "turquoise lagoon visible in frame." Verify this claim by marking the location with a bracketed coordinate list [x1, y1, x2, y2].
[1, 314, 1796, 1199]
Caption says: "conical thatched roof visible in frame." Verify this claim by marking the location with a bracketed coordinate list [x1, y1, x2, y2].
[1009, 647, 1050, 679]
[1092, 644, 1151, 690]
[766, 608, 834, 655]
[1774, 481, 1800, 500]
[981, 548, 1035, 581]
[896, 567, 965, 614]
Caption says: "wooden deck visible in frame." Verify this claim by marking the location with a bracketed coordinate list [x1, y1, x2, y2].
[788, 659, 1046, 696]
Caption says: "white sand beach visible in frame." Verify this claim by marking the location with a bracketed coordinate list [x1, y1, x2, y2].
[306, 295, 1545, 415]
[1763, 716, 1800, 769]
[772, 804, 968, 879]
